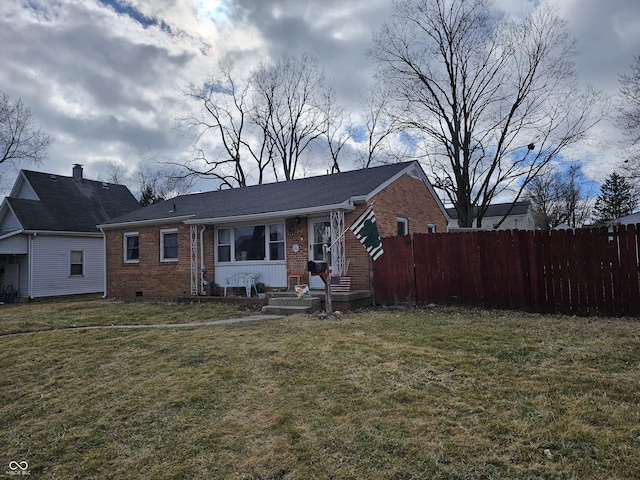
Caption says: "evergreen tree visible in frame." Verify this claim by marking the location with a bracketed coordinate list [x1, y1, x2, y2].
[139, 185, 164, 207]
[594, 172, 639, 222]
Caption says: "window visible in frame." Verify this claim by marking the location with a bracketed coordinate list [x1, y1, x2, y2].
[428, 223, 436, 234]
[397, 217, 408, 236]
[160, 229, 178, 261]
[216, 223, 285, 263]
[269, 224, 285, 260]
[124, 232, 139, 263]
[70, 250, 83, 276]
[217, 228, 231, 262]
[235, 225, 265, 261]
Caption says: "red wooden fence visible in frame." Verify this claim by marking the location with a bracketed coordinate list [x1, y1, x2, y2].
[373, 225, 640, 316]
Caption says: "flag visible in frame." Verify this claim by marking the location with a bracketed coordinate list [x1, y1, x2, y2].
[330, 275, 351, 292]
[349, 205, 384, 260]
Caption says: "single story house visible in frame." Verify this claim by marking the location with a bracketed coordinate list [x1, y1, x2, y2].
[447, 200, 535, 230]
[0, 165, 140, 300]
[99, 161, 449, 300]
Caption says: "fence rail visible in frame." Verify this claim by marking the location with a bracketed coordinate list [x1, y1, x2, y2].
[373, 225, 640, 316]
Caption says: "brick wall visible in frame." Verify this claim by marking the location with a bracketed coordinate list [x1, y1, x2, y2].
[106, 223, 195, 299]
[105, 170, 447, 299]
[285, 218, 309, 284]
[343, 172, 448, 290]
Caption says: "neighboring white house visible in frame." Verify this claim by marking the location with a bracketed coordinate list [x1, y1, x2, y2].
[446, 201, 535, 231]
[611, 211, 640, 226]
[0, 165, 139, 300]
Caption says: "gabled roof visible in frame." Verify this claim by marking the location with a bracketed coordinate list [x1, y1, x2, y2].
[3, 169, 140, 233]
[446, 200, 532, 220]
[101, 161, 446, 228]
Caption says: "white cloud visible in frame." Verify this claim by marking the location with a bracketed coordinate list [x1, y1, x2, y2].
[0, 0, 638, 195]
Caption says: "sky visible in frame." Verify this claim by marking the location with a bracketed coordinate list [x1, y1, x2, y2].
[1, 0, 639, 198]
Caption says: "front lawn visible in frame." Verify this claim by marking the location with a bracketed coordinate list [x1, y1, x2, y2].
[1, 299, 639, 478]
[0, 295, 244, 336]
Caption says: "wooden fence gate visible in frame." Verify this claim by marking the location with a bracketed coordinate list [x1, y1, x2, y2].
[373, 225, 640, 316]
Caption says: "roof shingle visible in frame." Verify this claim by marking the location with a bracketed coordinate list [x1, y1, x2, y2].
[103, 162, 416, 226]
[9, 170, 140, 233]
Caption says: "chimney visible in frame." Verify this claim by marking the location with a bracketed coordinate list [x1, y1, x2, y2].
[72, 164, 83, 181]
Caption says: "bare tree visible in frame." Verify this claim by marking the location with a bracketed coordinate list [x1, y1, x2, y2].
[616, 55, 640, 179]
[355, 83, 404, 168]
[0, 92, 52, 170]
[525, 164, 593, 229]
[371, 0, 603, 228]
[103, 158, 192, 205]
[322, 87, 352, 173]
[251, 53, 328, 181]
[177, 62, 261, 188]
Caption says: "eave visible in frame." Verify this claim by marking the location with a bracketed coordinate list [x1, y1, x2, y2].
[184, 203, 357, 226]
[98, 215, 196, 230]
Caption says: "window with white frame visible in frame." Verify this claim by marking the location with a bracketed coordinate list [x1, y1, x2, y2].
[397, 217, 408, 236]
[217, 228, 231, 262]
[428, 223, 436, 234]
[216, 223, 285, 262]
[269, 224, 285, 260]
[124, 232, 139, 263]
[160, 228, 178, 261]
[70, 250, 84, 276]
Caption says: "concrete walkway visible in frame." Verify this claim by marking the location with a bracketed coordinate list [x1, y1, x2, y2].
[74, 314, 285, 331]
[0, 314, 286, 338]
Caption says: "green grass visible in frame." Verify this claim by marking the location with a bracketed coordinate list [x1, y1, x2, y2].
[1, 299, 639, 478]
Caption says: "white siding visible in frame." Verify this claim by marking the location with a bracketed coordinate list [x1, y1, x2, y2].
[0, 234, 28, 254]
[0, 209, 22, 234]
[0, 255, 28, 300]
[17, 255, 28, 299]
[15, 178, 39, 200]
[214, 262, 287, 289]
[30, 235, 104, 298]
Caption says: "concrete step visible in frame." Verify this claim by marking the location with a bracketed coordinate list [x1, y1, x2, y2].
[262, 304, 320, 315]
[267, 296, 321, 308]
[262, 296, 321, 315]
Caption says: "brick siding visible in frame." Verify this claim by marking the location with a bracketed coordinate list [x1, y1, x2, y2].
[105, 171, 447, 299]
[343, 172, 448, 290]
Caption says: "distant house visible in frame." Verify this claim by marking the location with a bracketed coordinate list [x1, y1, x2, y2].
[0, 165, 140, 300]
[610, 211, 640, 226]
[99, 161, 449, 301]
[446, 201, 535, 231]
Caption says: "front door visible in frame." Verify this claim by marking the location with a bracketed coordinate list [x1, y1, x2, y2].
[308, 217, 331, 289]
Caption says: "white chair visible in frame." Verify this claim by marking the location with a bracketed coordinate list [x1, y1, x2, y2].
[223, 273, 259, 297]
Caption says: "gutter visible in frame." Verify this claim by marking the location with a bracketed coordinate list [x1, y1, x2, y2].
[23, 230, 103, 238]
[185, 203, 356, 226]
[28, 233, 35, 299]
[98, 215, 195, 230]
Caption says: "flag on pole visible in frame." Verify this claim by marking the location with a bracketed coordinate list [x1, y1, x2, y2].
[349, 205, 384, 260]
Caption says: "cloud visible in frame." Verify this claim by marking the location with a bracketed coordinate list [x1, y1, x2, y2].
[0, 0, 638, 194]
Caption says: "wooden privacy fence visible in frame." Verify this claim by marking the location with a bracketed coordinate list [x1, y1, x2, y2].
[373, 225, 640, 316]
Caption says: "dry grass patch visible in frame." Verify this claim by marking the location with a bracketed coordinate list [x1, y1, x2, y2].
[0, 295, 244, 335]
[1, 304, 639, 478]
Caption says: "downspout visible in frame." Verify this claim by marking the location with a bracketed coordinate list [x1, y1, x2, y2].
[28, 233, 35, 299]
[200, 226, 207, 294]
[100, 227, 107, 298]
